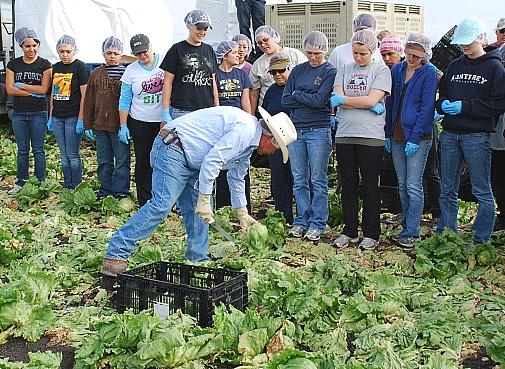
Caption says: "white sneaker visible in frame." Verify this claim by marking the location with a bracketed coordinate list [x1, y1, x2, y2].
[333, 234, 359, 248]
[8, 185, 22, 195]
[359, 237, 378, 250]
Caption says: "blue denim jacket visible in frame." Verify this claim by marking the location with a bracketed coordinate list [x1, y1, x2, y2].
[385, 61, 439, 144]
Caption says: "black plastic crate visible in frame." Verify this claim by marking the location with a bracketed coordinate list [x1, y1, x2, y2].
[431, 26, 463, 73]
[116, 262, 248, 327]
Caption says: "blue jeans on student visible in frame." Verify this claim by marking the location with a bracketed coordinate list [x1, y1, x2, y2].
[170, 107, 191, 119]
[437, 131, 495, 243]
[106, 136, 209, 262]
[95, 130, 131, 197]
[288, 127, 332, 232]
[392, 139, 432, 237]
[11, 111, 48, 186]
[52, 116, 83, 189]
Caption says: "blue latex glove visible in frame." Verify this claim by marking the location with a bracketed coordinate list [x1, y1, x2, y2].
[384, 138, 391, 154]
[14, 82, 24, 89]
[162, 108, 172, 123]
[433, 111, 444, 125]
[370, 102, 385, 115]
[405, 142, 419, 157]
[75, 119, 84, 134]
[47, 118, 53, 132]
[85, 129, 94, 140]
[118, 124, 131, 145]
[329, 92, 346, 108]
[330, 115, 337, 130]
[31, 93, 46, 99]
[446, 101, 462, 115]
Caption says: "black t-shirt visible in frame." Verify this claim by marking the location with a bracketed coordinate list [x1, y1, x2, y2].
[6, 56, 52, 112]
[51, 59, 89, 119]
[160, 40, 217, 111]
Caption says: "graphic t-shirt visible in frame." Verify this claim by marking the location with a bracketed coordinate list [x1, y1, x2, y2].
[160, 40, 217, 110]
[216, 67, 252, 108]
[334, 60, 391, 140]
[51, 59, 89, 118]
[7, 56, 52, 112]
[121, 54, 164, 122]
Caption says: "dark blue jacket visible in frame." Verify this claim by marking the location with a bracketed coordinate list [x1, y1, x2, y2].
[281, 61, 336, 129]
[435, 49, 505, 133]
[385, 61, 439, 143]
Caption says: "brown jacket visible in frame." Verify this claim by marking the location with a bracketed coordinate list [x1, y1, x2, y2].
[83, 65, 123, 132]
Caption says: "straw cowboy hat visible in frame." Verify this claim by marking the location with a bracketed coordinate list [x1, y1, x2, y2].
[258, 106, 297, 163]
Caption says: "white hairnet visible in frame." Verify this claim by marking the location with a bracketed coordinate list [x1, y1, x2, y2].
[302, 30, 329, 53]
[56, 34, 78, 52]
[232, 34, 252, 56]
[102, 36, 123, 54]
[351, 29, 377, 53]
[405, 32, 432, 60]
[216, 40, 238, 63]
[352, 13, 377, 33]
[14, 27, 39, 46]
[255, 25, 281, 44]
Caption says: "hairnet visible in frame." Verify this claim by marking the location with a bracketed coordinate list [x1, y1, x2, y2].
[302, 30, 329, 53]
[451, 16, 487, 46]
[232, 34, 252, 56]
[56, 34, 78, 52]
[352, 13, 377, 33]
[405, 32, 432, 60]
[255, 25, 281, 44]
[14, 27, 39, 46]
[102, 36, 123, 54]
[184, 9, 212, 29]
[351, 29, 377, 53]
[216, 40, 238, 63]
[379, 35, 404, 56]
[499, 44, 505, 62]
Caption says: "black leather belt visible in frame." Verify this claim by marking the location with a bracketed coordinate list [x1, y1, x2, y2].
[159, 129, 182, 148]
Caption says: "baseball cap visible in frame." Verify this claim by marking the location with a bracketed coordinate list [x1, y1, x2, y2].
[130, 34, 150, 55]
[497, 18, 505, 30]
[185, 9, 213, 29]
[268, 53, 290, 70]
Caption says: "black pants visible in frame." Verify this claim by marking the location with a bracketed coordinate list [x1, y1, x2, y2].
[127, 116, 159, 206]
[423, 131, 441, 218]
[235, 0, 266, 55]
[216, 170, 251, 213]
[491, 149, 505, 222]
[269, 150, 294, 224]
[337, 143, 384, 240]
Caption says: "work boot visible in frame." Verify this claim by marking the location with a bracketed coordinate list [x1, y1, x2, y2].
[101, 258, 127, 277]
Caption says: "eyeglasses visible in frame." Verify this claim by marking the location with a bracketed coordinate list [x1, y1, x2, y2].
[268, 68, 286, 75]
[58, 49, 73, 54]
[256, 38, 271, 46]
[498, 28, 505, 34]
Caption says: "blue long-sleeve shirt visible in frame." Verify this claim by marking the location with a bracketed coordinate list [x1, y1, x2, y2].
[385, 61, 439, 144]
[281, 61, 336, 129]
[164, 106, 262, 208]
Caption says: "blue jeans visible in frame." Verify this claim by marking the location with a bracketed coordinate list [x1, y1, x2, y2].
[437, 131, 495, 243]
[392, 139, 432, 237]
[106, 136, 209, 262]
[52, 116, 83, 189]
[170, 107, 191, 119]
[11, 111, 48, 186]
[288, 127, 332, 232]
[95, 131, 131, 197]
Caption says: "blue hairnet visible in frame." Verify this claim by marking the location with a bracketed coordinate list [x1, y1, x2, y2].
[14, 27, 39, 46]
[302, 30, 329, 53]
[102, 36, 123, 54]
[216, 40, 238, 63]
[232, 34, 252, 56]
[255, 26, 281, 44]
[56, 34, 78, 52]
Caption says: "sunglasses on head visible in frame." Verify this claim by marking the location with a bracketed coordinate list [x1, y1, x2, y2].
[498, 28, 505, 34]
[269, 68, 286, 75]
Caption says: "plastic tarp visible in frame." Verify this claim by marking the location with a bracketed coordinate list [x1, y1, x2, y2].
[14, 0, 174, 63]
